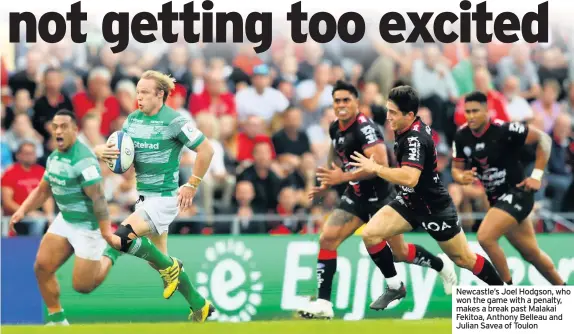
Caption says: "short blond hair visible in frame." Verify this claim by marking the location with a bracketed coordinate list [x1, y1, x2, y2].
[140, 70, 176, 102]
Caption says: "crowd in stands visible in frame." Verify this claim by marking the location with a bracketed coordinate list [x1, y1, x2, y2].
[2, 28, 574, 236]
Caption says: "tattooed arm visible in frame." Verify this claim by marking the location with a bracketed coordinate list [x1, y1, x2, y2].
[83, 182, 113, 243]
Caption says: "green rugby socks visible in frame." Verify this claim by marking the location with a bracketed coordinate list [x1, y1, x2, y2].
[178, 267, 206, 310]
[127, 237, 173, 270]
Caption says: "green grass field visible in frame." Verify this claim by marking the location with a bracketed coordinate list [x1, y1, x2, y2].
[2, 319, 452, 334]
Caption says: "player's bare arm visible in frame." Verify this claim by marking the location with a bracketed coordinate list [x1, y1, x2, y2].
[179, 138, 214, 210]
[317, 143, 387, 186]
[9, 179, 53, 231]
[83, 182, 114, 244]
[350, 151, 422, 188]
[517, 125, 552, 191]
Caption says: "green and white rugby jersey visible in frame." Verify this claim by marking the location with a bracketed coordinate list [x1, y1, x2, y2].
[43, 140, 103, 230]
[122, 104, 205, 197]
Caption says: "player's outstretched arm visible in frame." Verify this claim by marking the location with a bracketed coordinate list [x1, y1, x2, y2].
[349, 151, 422, 188]
[9, 179, 52, 230]
[517, 125, 552, 191]
[317, 143, 388, 186]
[83, 182, 114, 244]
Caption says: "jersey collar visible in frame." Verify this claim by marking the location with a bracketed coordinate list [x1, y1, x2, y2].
[396, 116, 422, 136]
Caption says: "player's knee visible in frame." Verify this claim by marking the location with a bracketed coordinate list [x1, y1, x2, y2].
[477, 231, 495, 249]
[33, 259, 55, 276]
[72, 281, 95, 294]
[114, 224, 138, 252]
[319, 233, 340, 250]
[361, 225, 380, 246]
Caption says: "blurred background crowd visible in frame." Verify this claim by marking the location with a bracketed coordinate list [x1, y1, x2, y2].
[2, 26, 574, 237]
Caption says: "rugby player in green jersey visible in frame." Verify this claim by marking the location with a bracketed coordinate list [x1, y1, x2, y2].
[93, 70, 215, 322]
[9, 110, 116, 325]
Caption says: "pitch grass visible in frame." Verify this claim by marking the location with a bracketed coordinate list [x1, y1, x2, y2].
[2, 319, 451, 334]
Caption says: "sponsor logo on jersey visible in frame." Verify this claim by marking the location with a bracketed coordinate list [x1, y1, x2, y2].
[407, 136, 420, 161]
[48, 175, 66, 186]
[134, 141, 160, 150]
[360, 125, 378, 145]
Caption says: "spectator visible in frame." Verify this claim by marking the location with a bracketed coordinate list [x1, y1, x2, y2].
[4, 89, 34, 129]
[72, 67, 120, 136]
[227, 181, 266, 234]
[545, 113, 573, 211]
[530, 79, 563, 134]
[4, 113, 45, 157]
[282, 152, 320, 208]
[8, 50, 42, 99]
[190, 113, 235, 217]
[158, 45, 193, 93]
[115, 79, 138, 115]
[412, 44, 459, 103]
[418, 107, 443, 147]
[496, 44, 541, 101]
[188, 57, 206, 95]
[272, 107, 311, 172]
[451, 45, 489, 96]
[412, 44, 458, 132]
[295, 62, 334, 127]
[273, 55, 302, 88]
[306, 107, 337, 166]
[236, 115, 275, 163]
[561, 81, 574, 120]
[358, 82, 386, 124]
[269, 187, 306, 234]
[189, 70, 236, 118]
[537, 47, 569, 100]
[454, 67, 509, 127]
[77, 112, 106, 151]
[237, 141, 283, 212]
[235, 64, 289, 124]
[166, 83, 194, 122]
[32, 67, 74, 139]
[502, 75, 534, 122]
[1, 141, 54, 235]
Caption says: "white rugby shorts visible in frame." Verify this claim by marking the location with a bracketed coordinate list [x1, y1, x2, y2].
[47, 213, 107, 261]
[135, 195, 178, 235]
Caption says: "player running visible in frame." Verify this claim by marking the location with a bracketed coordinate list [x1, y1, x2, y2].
[349, 85, 505, 309]
[451, 91, 565, 286]
[93, 70, 216, 321]
[297, 81, 457, 319]
[9, 110, 115, 325]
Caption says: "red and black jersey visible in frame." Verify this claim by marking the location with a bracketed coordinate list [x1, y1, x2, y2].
[453, 120, 529, 204]
[329, 113, 394, 201]
[393, 116, 452, 214]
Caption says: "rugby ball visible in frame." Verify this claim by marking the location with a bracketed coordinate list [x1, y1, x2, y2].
[106, 131, 134, 174]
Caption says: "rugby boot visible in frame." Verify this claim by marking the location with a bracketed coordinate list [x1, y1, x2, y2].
[189, 300, 216, 322]
[437, 254, 457, 295]
[369, 282, 407, 311]
[297, 298, 334, 319]
[159, 256, 182, 299]
[159, 258, 183, 291]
